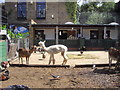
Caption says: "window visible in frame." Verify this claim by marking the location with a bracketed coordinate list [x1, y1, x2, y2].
[36, 0, 46, 19]
[59, 30, 67, 39]
[17, 0, 27, 19]
[106, 30, 110, 38]
[35, 30, 45, 40]
[90, 30, 99, 39]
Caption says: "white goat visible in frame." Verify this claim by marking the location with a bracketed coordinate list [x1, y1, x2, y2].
[38, 41, 68, 65]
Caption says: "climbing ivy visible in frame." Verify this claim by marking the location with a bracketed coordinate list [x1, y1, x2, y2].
[65, 1, 77, 24]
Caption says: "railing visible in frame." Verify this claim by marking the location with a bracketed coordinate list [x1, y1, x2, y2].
[11, 38, 29, 49]
[34, 38, 85, 50]
[85, 39, 117, 50]
[34, 39, 117, 50]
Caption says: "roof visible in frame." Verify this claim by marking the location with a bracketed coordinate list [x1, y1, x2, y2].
[65, 22, 74, 24]
[109, 22, 119, 25]
[32, 24, 120, 28]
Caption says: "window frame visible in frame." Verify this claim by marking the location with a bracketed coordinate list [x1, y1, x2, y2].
[36, 1, 46, 19]
[90, 30, 99, 39]
[17, 1, 27, 19]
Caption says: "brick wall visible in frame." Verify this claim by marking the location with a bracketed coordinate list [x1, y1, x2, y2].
[5, 2, 72, 24]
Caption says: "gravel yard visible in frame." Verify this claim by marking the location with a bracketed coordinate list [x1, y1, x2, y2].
[1, 51, 119, 88]
[1, 67, 120, 88]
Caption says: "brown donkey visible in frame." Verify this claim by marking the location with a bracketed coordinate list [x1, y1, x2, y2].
[17, 46, 36, 64]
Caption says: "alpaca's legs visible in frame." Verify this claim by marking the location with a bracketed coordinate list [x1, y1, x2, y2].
[49, 54, 55, 65]
[26, 57, 29, 64]
[49, 54, 52, 64]
[61, 51, 68, 65]
[109, 57, 112, 70]
[62, 59, 67, 65]
[115, 59, 120, 69]
[19, 57, 20, 64]
[21, 58, 23, 64]
[52, 54, 55, 65]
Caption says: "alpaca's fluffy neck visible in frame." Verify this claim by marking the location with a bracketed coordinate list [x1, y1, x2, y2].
[41, 44, 48, 51]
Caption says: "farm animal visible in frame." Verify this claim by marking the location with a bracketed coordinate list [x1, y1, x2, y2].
[108, 47, 120, 69]
[35, 47, 46, 59]
[38, 41, 68, 65]
[1, 61, 10, 69]
[17, 46, 37, 64]
[80, 46, 86, 55]
[0, 69, 10, 81]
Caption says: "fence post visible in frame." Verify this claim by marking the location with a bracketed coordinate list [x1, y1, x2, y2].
[78, 38, 85, 49]
[25, 38, 29, 49]
[18, 39, 20, 49]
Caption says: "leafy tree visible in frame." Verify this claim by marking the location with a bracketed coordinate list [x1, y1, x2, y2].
[86, 11, 115, 24]
[66, 2, 77, 23]
[99, 2, 115, 12]
[80, 2, 98, 12]
[78, 2, 116, 24]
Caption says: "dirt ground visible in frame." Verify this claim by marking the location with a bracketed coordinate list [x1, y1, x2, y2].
[1, 67, 120, 88]
[12, 51, 116, 66]
[1, 51, 119, 88]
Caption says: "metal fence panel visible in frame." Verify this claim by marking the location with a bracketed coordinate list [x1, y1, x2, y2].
[11, 38, 29, 49]
[0, 40, 7, 63]
[85, 39, 116, 49]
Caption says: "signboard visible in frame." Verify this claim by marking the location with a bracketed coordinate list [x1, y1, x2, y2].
[14, 27, 28, 34]
[0, 30, 7, 35]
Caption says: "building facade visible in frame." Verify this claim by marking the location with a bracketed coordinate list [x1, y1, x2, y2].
[5, 1, 71, 25]
[0, 3, 7, 25]
[5, 1, 120, 50]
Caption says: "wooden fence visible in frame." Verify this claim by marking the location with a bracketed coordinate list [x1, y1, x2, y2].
[34, 38, 116, 50]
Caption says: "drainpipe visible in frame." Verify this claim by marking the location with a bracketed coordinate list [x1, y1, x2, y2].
[104, 26, 107, 39]
[56, 26, 58, 44]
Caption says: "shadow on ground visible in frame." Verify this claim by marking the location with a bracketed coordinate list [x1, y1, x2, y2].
[93, 68, 120, 74]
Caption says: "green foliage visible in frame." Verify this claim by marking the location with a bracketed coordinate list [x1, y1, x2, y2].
[80, 2, 98, 12]
[0, 25, 7, 30]
[65, 2, 77, 23]
[7, 29, 29, 39]
[99, 2, 115, 12]
[0, 25, 29, 38]
[86, 11, 115, 24]
[7, 29, 16, 38]
[78, 2, 116, 24]
[80, 2, 115, 12]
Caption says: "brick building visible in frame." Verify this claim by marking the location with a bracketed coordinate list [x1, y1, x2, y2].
[5, 1, 71, 25]
[5, 1, 119, 50]
[5, 1, 76, 49]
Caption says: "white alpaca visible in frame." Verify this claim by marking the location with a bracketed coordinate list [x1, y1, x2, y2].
[38, 41, 68, 65]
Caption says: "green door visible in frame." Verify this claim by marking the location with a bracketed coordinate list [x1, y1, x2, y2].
[0, 40, 7, 63]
